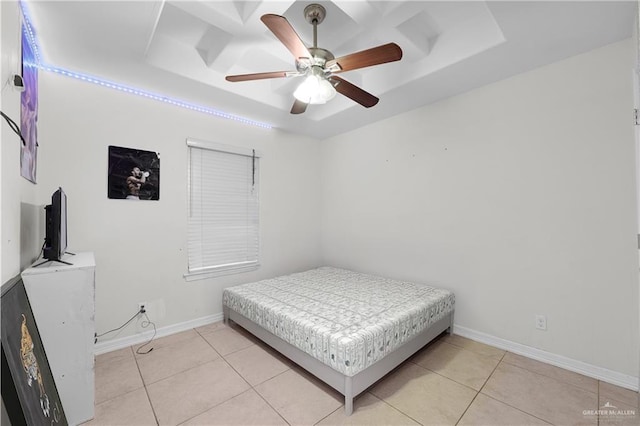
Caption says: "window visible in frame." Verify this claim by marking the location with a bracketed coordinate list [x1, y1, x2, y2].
[186, 139, 260, 280]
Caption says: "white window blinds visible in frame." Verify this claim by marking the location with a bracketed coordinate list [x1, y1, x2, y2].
[187, 139, 260, 278]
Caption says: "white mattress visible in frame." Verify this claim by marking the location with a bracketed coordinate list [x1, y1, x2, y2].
[223, 267, 455, 376]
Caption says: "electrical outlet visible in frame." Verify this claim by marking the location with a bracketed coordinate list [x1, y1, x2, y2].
[138, 302, 147, 314]
[535, 314, 547, 330]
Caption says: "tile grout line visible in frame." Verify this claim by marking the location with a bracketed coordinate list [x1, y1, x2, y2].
[153, 327, 273, 425]
[241, 359, 343, 425]
[374, 394, 425, 425]
[312, 392, 424, 426]
[216, 330, 292, 425]
[500, 356, 600, 395]
[138, 330, 245, 425]
[402, 340, 482, 390]
[250, 382, 293, 425]
[443, 339, 506, 361]
[201, 322, 312, 425]
[358, 354, 426, 423]
[199, 323, 262, 357]
[472, 354, 562, 426]
[134, 333, 224, 387]
[409, 360, 484, 394]
[499, 356, 600, 397]
[453, 350, 506, 425]
[314, 405, 342, 425]
[92, 351, 145, 407]
[177, 331, 257, 424]
[479, 393, 554, 425]
[131, 346, 160, 425]
[367, 359, 483, 424]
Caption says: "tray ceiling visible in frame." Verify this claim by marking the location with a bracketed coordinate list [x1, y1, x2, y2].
[25, 1, 637, 139]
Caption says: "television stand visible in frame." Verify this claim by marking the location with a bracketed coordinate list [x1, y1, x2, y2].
[32, 258, 73, 268]
[21, 252, 96, 425]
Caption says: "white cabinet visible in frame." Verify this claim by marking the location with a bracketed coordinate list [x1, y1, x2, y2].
[21, 252, 96, 426]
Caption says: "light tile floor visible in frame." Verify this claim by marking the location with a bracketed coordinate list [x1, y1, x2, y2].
[86, 323, 639, 426]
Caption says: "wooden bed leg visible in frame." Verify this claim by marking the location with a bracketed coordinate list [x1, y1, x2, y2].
[344, 376, 354, 416]
[448, 312, 454, 335]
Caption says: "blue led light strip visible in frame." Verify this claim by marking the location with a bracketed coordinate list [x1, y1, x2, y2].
[19, 1, 41, 65]
[18, 1, 272, 130]
[40, 65, 272, 128]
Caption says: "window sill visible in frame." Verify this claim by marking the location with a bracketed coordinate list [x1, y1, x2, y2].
[183, 263, 259, 282]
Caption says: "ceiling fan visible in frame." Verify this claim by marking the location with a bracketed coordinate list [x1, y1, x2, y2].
[225, 4, 403, 114]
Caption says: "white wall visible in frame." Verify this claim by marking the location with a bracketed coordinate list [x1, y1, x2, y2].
[320, 39, 639, 377]
[1, 0, 40, 283]
[4, 8, 637, 382]
[35, 71, 322, 338]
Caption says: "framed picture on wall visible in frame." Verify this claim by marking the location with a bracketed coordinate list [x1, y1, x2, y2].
[107, 146, 160, 200]
[1, 275, 67, 425]
[20, 21, 39, 184]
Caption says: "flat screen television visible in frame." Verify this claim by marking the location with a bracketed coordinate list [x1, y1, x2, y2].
[42, 187, 68, 264]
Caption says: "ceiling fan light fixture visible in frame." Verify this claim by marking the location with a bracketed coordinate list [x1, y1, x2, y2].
[293, 68, 336, 104]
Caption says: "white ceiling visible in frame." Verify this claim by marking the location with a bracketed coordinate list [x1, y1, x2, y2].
[26, 1, 637, 139]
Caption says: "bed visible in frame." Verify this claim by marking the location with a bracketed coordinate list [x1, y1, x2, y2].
[223, 267, 455, 415]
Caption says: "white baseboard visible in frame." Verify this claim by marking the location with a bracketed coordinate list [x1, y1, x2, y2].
[94, 312, 224, 355]
[94, 315, 638, 392]
[454, 325, 639, 392]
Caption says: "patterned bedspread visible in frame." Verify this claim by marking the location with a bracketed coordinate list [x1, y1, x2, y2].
[223, 267, 455, 376]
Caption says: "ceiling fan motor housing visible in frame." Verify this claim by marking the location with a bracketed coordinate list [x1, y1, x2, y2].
[312, 47, 334, 66]
[296, 47, 334, 72]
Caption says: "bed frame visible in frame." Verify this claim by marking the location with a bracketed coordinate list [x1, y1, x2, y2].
[224, 306, 454, 415]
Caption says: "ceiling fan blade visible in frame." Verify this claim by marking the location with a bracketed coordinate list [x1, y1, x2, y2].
[226, 71, 299, 82]
[330, 76, 379, 108]
[261, 14, 312, 61]
[290, 99, 308, 114]
[326, 43, 403, 73]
